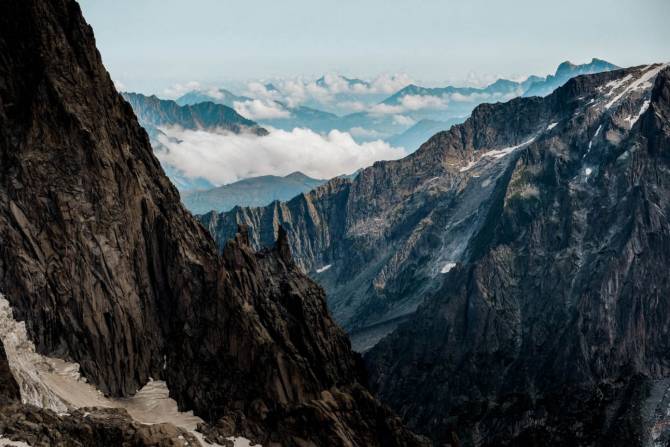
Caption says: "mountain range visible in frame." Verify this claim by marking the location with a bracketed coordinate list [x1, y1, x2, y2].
[5, 1, 667, 445]
[168, 59, 619, 152]
[121, 60, 620, 210]
[123, 92, 338, 211]
[123, 91, 266, 135]
[202, 61, 670, 444]
[122, 92, 268, 191]
[0, 1, 428, 445]
[378, 58, 620, 148]
[182, 171, 326, 214]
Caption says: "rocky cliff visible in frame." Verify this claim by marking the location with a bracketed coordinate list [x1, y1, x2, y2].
[365, 64, 670, 445]
[206, 63, 670, 444]
[0, 0, 426, 445]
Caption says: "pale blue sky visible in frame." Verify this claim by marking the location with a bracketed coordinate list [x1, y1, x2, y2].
[79, 0, 670, 95]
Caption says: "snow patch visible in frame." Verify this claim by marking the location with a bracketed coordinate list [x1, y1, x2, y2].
[584, 167, 593, 176]
[481, 179, 491, 188]
[586, 124, 602, 157]
[440, 262, 456, 274]
[0, 439, 32, 447]
[603, 74, 633, 96]
[459, 159, 477, 172]
[546, 122, 558, 131]
[482, 137, 536, 159]
[315, 264, 332, 273]
[623, 99, 651, 127]
[594, 124, 602, 138]
[604, 64, 667, 109]
[0, 295, 257, 447]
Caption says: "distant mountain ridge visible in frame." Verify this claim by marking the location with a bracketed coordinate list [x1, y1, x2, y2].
[122, 92, 266, 135]
[168, 59, 618, 150]
[182, 171, 327, 214]
[387, 118, 462, 152]
[523, 57, 619, 96]
[127, 59, 620, 196]
[122, 92, 268, 191]
[384, 58, 619, 106]
[175, 88, 251, 107]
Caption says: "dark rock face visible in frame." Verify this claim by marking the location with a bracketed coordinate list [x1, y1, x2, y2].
[0, 341, 19, 404]
[0, 0, 426, 445]
[365, 65, 670, 445]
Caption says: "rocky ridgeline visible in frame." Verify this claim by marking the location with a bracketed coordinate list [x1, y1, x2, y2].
[122, 92, 268, 137]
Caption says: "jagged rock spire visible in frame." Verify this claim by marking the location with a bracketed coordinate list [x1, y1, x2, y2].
[275, 225, 293, 265]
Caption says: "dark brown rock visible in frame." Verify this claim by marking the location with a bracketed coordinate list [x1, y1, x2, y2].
[0, 0, 427, 445]
[0, 341, 20, 403]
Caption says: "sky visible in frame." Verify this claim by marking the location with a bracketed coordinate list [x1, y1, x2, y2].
[79, 0, 670, 95]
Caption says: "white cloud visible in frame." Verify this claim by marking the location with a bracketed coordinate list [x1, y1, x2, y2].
[368, 103, 405, 115]
[320, 73, 352, 93]
[251, 73, 414, 110]
[244, 82, 282, 102]
[275, 77, 333, 107]
[463, 71, 501, 88]
[399, 94, 449, 110]
[158, 73, 416, 115]
[348, 127, 386, 139]
[367, 94, 449, 115]
[368, 73, 414, 94]
[338, 101, 368, 112]
[162, 81, 202, 99]
[393, 115, 416, 126]
[448, 89, 521, 103]
[155, 126, 406, 185]
[233, 99, 290, 120]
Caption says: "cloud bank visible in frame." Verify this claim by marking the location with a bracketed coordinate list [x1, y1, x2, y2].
[156, 126, 406, 185]
[162, 81, 203, 99]
[242, 73, 415, 109]
[233, 99, 290, 120]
